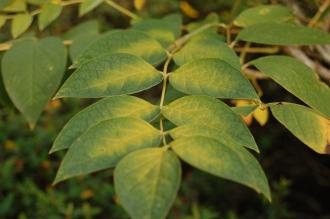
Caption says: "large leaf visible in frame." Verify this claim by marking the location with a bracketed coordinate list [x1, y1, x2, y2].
[169, 58, 258, 99]
[162, 96, 259, 152]
[69, 32, 101, 61]
[11, 13, 32, 38]
[252, 56, 330, 118]
[55, 53, 163, 98]
[53, 117, 161, 184]
[170, 136, 271, 201]
[131, 15, 181, 47]
[115, 148, 181, 219]
[50, 95, 160, 153]
[62, 20, 99, 40]
[1, 37, 67, 127]
[173, 38, 240, 69]
[237, 23, 330, 45]
[79, 0, 103, 16]
[73, 30, 167, 67]
[38, 2, 62, 30]
[271, 103, 329, 154]
[234, 5, 293, 27]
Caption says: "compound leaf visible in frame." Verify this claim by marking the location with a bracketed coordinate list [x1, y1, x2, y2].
[73, 30, 166, 67]
[173, 38, 240, 69]
[55, 53, 163, 98]
[170, 136, 271, 201]
[50, 95, 160, 153]
[115, 148, 181, 219]
[38, 2, 62, 30]
[1, 37, 67, 127]
[54, 117, 161, 184]
[169, 58, 258, 100]
[237, 23, 330, 45]
[162, 95, 259, 152]
[252, 56, 330, 118]
[271, 103, 330, 154]
[234, 5, 293, 27]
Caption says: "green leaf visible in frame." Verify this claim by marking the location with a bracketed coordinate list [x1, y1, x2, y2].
[38, 2, 62, 30]
[2, 0, 26, 12]
[0, 15, 5, 28]
[232, 105, 258, 116]
[114, 148, 181, 219]
[55, 53, 163, 98]
[234, 5, 293, 27]
[73, 30, 167, 67]
[173, 38, 240, 69]
[50, 95, 160, 153]
[169, 58, 258, 99]
[1, 37, 67, 127]
[69, 32, 100, 61]
[170, 136, 271, 201]
[0, 0, 11, 9]
[11, 14, 33, 38]
[79, 0, 103, 16]
[54, 117, 161, 184]
[131, 17, 181, 47]
[237, 23, 330, 45]
[252, 56, 330, 118]
[271, 103, 329, 154]
[162, 95, 259, 152]
[62, 20, 99, 40]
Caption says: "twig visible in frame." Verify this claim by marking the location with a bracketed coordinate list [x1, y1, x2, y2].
[308, 0, 330, 27]
[105, 0, 140, 20]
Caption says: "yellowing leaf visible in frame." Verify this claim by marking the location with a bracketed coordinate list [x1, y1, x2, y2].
[254, 107, 269, 126]
[180, 1, 199, 18]
[134, 0, 145, 11]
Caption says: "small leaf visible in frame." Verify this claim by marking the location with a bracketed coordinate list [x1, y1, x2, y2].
[173, 38, 240, 69]
[254, 107, 269, 126]
[79, 0, 103, 16]
[232, 105, 258, 116]
[50, 95, 160, 153]
[252, 56, 330, 118]
[134, 0, 145, 11]
[0, 16, 6, 28]
[0, 0, 11, 9]
[162, 95, 259, 152]
[55, 53, 163, 98]
[62, 20, 99, 40]
[114, 148, 181, 219]
[237, 23, 330, 45]
[180, 1, 199, 18]
[1, 37, 67, 127]
[169, 58, 258, 99]
[2, 0, 26, 12]
[234, 5, 293, 27]
[54, 117, 161, 184]
[11, 14, 33, 38]
[170, 136, 271, 201]
[271, 103, 329, 154]
[74, 30, 166, 67]
[38, 2, 62, 30]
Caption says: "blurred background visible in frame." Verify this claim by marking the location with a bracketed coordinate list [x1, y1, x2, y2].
[1, 0, 330, 218]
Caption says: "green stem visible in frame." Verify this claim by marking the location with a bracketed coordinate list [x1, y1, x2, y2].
[105, 0, 140, 20]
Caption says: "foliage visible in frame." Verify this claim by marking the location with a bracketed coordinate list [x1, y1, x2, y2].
[0, 0, 330, 219]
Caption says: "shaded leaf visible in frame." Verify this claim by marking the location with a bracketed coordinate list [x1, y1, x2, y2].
[55, 53, 163, 98]
[38, 2, 62, 30]
[54, 117, 161, 184]
[50, 95, 160, 153]
[252, 56, 330, 118]
[237, 23, 330, 45]
[115, 148, 181, 219]
[234, 5, 293, 27]
[0, 16, 6, 28]
[11, 14, 32, 38]
[79, 0, 103, 16]
[271, 103, 329, 154]
[62, 20, 99, 40]
[162, 95, 259, 152]
[169, 58, 258, 99]
[73, 30, 167, 67]
[170, 136, 271, 201]
[69, 32, 101, 61]
[2, 0, 25, 12]
[1, 37, 67, 127]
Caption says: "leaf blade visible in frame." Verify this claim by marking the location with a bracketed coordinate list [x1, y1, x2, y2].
[11, 13, 32, 38]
